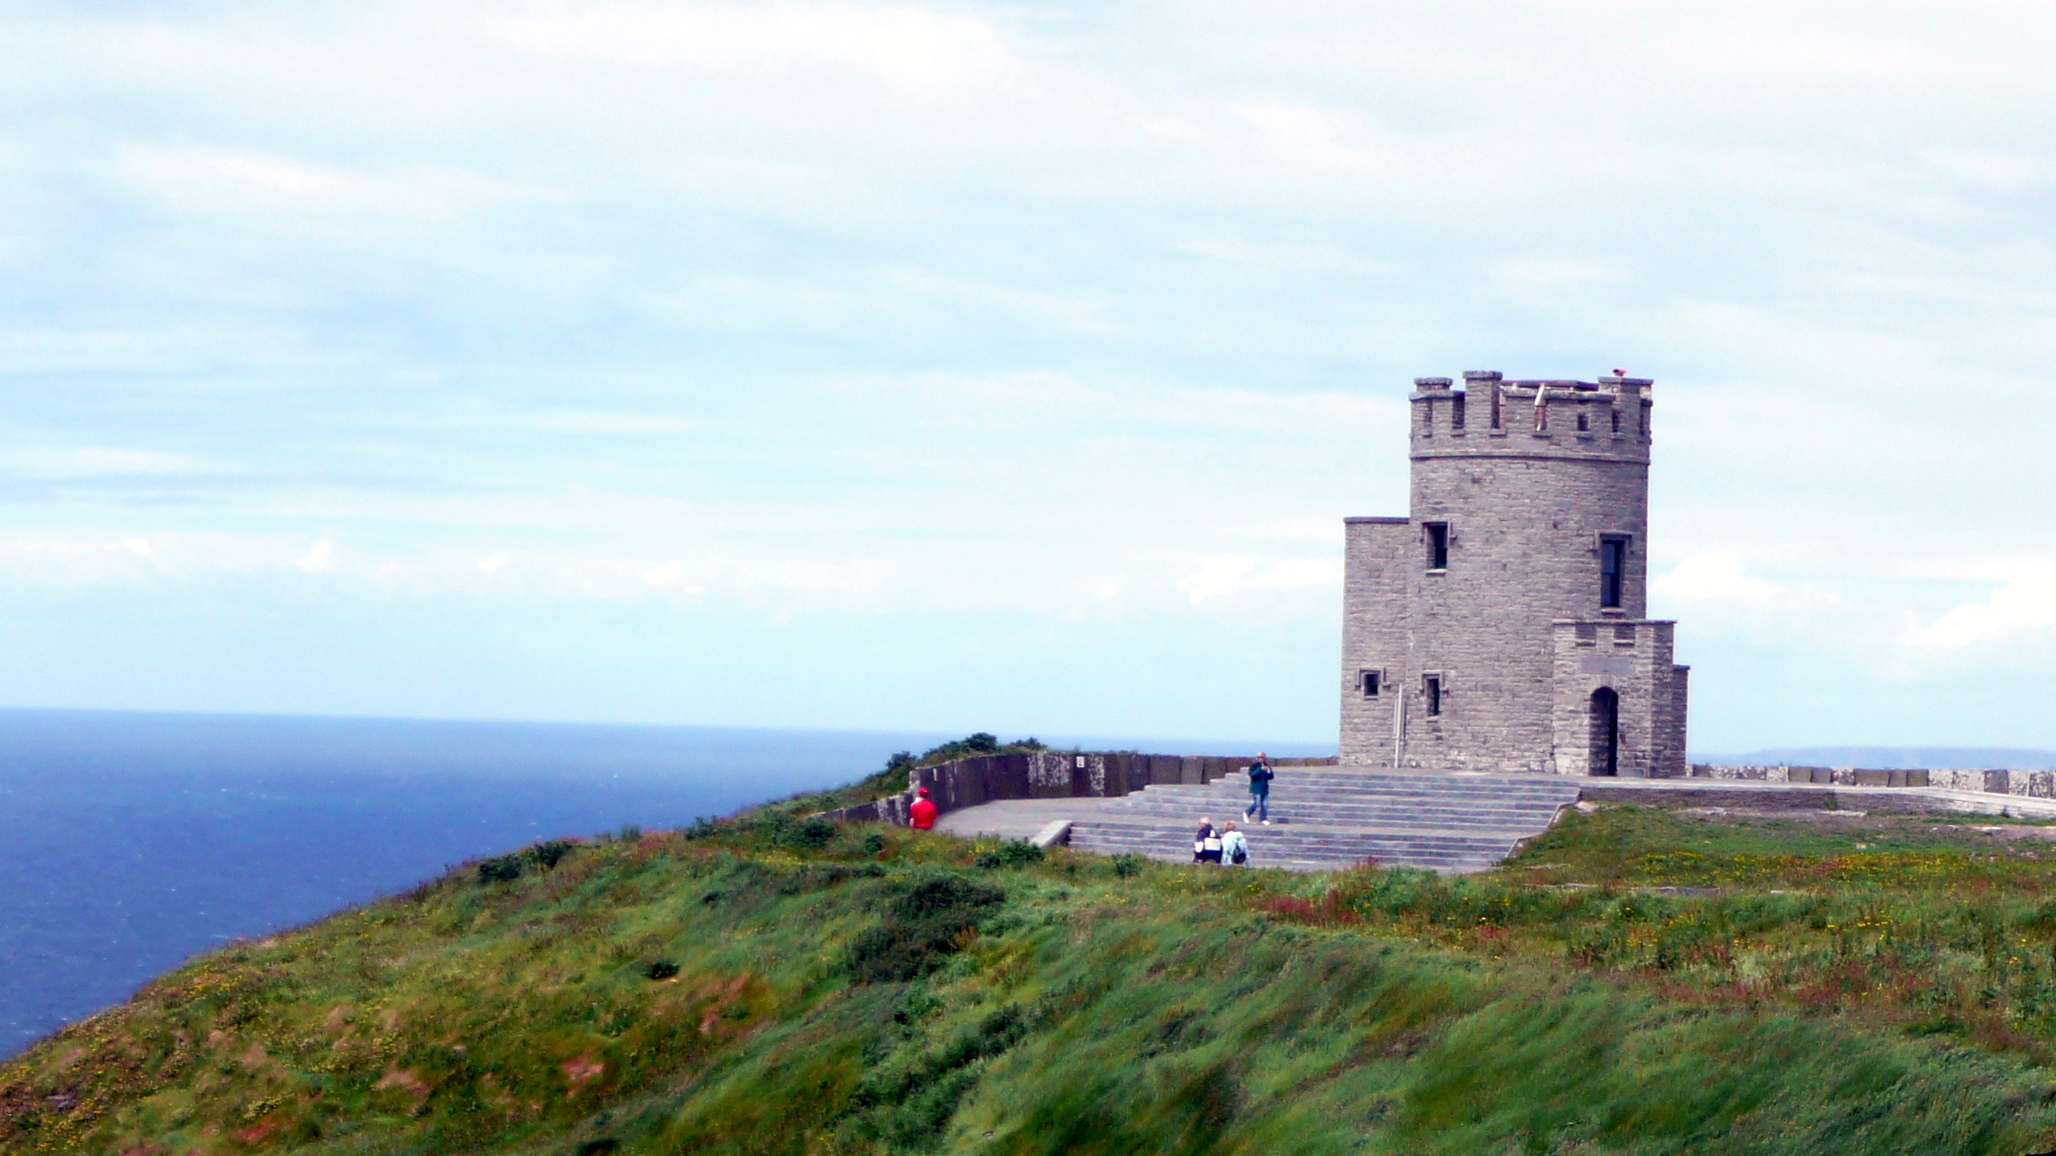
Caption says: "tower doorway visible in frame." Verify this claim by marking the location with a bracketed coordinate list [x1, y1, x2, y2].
[1589, 688, 1620, 776]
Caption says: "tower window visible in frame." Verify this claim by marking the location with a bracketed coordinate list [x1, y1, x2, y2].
[1577, 412, 1589, 431]
[1600, 536, 1628, 609]
[1425, 522, 1449, 570]
[1611, 409, 1622, 434]
[1360, 670, 1381, 698]
[1423, 675, 1443, 716]
[1490, 388, 1502, 429]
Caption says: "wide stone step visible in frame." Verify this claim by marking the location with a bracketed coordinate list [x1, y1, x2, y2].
[1109, 797, 1565, 814]
[1067, 830, 1513, 873]
[1215, 771, 1582, 789]
[1105, 798, 1562, 816]
[1135, 781, 1575, 796]
[1137, 787, 1577, 805]
[1069, 824, 1520, 855]
[1071, 826, 1517, 852]
[1051, 768, 1573, 874]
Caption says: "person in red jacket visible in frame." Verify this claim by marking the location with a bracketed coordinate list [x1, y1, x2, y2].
[909, 786, 938, 831]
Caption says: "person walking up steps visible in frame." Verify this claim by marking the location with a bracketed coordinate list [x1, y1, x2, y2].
[1220, 821, 1250, 867]
[1193, 816, 1222, 864]
[1244, 752, 1274, 825]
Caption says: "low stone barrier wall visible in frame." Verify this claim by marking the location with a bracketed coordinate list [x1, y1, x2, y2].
[1692, 764, 2056, 795]
[822, 752, 1338, 827]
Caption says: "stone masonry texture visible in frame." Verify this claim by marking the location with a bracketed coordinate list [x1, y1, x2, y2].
[1340, 372, 1689, 776]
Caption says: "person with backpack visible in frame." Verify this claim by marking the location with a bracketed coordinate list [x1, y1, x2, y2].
[1220, 821, 1250, 867]
[1244, 752, 1275, 825]
[1193, 816, 1222, 864]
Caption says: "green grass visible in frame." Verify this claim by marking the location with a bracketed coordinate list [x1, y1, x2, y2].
[9, 804, 2056, 1153]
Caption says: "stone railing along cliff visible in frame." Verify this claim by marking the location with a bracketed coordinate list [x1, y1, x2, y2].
[821, 751, 1336, 827]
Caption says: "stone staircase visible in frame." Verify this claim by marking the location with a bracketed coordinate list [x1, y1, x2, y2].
[1067, 768, 1581, 873]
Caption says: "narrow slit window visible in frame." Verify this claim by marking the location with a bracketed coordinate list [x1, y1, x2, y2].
[1421, 399, 1434, 437]
[1425, 522, 1449, 571]
[1600, 536, 1628, 609]
[1490, 387, 1502, 429]
[1360, 670, 1381, 698]
[1423, 675, 1442, 716]
[1451, 394, 1466, 430]
[1577, 412, 1589, 431]
[1611, 409, 1622, 434]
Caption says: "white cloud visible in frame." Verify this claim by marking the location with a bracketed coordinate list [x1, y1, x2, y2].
[0, 448, 225, 478]
[1230, 104, 1378, 173]
[478, 553, 508, 574]
[527, 411, 700, 435]
[473, 1, 1022, 95]
[1177, 555, 1337, 603]
[1652, 553, 1786, 605]
[293, 538, 338, 574]
[1897, 566, 2056, 651]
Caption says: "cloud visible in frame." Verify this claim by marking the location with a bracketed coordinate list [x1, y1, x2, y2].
[1177, 555, 1337, 604]
[0, 448, 227, 479]
[1897, 566, 2056, 651]
[527, 412, 700, 435]
[473, 1, 1022, 95]
[293, 539, 338, 574]
[1652, 553, 1786, 605]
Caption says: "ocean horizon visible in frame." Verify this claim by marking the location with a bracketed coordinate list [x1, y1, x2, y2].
[0, 707, 1334, 1057]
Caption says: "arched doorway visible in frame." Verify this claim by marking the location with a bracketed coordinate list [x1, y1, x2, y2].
[1589, 688, 1620, 776]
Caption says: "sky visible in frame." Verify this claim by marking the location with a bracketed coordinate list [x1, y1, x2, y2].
[2, 0, 2054, 751]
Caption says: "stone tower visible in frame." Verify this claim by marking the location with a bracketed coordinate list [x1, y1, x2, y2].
[1339, 371, 1688, 777]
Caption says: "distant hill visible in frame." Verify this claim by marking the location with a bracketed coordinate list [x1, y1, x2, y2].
[1697, 746, 2056, 770]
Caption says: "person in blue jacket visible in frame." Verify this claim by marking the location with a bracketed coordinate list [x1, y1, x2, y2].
[1244, 752, 1274, 825]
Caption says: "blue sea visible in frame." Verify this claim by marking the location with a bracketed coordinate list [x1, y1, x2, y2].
[0, 709, 1331, 1057]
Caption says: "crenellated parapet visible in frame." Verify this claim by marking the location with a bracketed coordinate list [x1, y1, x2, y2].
[1410, 370, 1653, 463]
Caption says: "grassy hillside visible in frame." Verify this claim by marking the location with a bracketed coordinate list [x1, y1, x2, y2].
[10, 801, 2056, 1154]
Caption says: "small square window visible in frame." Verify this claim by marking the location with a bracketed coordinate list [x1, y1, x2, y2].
[1360, 670, 1381, 698]
[1425, 522, 1449, 571]
[1574, 623, 1597, 647]
[1423, 675, 1443, 716]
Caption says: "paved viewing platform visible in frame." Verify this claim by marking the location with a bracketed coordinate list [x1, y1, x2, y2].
[931, 766, 2056, 874]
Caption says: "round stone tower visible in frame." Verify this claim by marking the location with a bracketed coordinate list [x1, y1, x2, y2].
[1340, 370, 1687, 776]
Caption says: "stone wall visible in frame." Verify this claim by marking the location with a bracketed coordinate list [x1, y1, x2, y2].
[1690, 764, 2056, 794]
[821, 752, 1339, 826]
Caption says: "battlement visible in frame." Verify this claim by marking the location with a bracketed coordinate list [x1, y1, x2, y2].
[1410, 369, 1652, 463]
